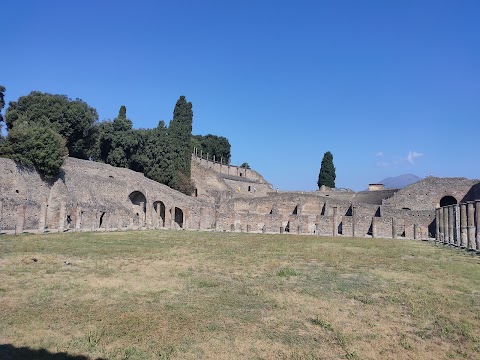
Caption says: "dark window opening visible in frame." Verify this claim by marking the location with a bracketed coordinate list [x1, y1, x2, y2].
[248, 186, 251, 192]
[375, 207, 381, 217]
[99, 212, 105, 227]
[345, 206, 353, 216]
[174, 207, 184, 228]
[440, 195, 457, 207]
[292, 206, 298, 215]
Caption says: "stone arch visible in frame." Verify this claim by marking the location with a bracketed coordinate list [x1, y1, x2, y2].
[174, 207, 184, 228]
[440, 195, 457, 207]
[153, 201, 166, 227]
[129, 191, 146, 227]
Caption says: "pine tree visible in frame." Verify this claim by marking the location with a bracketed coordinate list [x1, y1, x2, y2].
[318, 151, 336, 188]
[168, 96, 194, 194]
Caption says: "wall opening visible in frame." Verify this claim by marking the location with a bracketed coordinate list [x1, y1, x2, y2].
[292, 206, 298, 215]
[248, 186, 251, 192]
[154, 201, 166, 227]
[194, 188, 198, 197]
[99, 212, 105, 227]
[374, 207, 381, 217]
[440, 195, 457, 207]
[345, 205, 353, 216]
[129, 191, 147, 211]
[285, 221, 290, 233]
[174, 207, 184, 228]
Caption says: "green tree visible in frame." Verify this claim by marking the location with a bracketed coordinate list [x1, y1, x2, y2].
[193, 134, 231, 163]
[96, 106, 139, 168]
[5, 91, 98, 159]
[0, 85, 5, 136]
[318, 151, 336, 188]
[0, 124, 67, 180]
[168, 96, 194, 194]
[240, 162, 250, 169]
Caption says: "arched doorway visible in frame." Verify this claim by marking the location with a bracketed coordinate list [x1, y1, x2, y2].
[174, 207, 184, 228]
[129, 191, 147, 226]
[153, 201, 166, 227]
[440, 195, 457, 207]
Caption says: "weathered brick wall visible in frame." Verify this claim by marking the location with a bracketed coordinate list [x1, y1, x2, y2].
[384, 177, 480, 210]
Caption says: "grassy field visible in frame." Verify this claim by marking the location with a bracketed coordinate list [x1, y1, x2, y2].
[1, 230, 479, 360]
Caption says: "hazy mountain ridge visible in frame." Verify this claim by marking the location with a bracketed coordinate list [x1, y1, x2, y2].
[378, 174, 422, 189]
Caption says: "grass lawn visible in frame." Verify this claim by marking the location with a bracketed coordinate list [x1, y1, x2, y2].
[1, 230, 479, 359]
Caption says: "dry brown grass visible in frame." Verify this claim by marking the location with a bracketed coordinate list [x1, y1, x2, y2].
[1, 230, 479, 359]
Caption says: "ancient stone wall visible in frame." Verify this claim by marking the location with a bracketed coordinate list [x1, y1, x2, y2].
[384, 177, 480, 210]
[0, 158, 215, 234]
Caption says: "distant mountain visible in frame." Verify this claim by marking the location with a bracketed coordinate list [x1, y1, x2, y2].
[378, 174, 422, 189]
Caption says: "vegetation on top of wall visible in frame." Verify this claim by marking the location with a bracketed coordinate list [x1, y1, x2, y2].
[0, 123, 67, 180]
[193, 134, 231, 164]
[0, 89, 230, 195]
[318, 151, 336, 189]
[5, 91, 99, 160]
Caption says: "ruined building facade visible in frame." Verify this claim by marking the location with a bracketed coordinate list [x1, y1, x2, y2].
[1, 155, 479, 251]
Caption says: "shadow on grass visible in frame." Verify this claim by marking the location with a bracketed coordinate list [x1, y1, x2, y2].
[0, 344, 105, 360]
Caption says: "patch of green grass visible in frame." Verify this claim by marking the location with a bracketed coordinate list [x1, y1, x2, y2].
[277, 267, 298, 278]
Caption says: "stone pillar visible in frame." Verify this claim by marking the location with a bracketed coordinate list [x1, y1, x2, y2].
[443, 207, 449, 244]
[467, 202, 476, 250]
[448, 205, 454, 245]
[280, 226, 284, 234]
[138, 202, 145, 229]
[435, 208, 444, 242]
[460, 204, 468, 248]
[39, 202, 47, 232]
[371, 217, 377, 238]
[15, 205, 26, 234]
[476, 201, 480, 251]
[413, 224, 418, 240]
[332, 207, 338, 236]
[352, 206, 356, 238]
[169, 207, 175, 229]
[435, 209, 440, 242]
[454, 205, 460, 246]
[392, 217, 397, 239]
[59, 202, 66, 232]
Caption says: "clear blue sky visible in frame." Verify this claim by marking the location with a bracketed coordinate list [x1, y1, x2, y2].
[2, 0, 479, 190]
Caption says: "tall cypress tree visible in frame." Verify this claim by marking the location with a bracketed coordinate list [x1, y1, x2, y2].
[168, 96, 194, 194]
[318, 151, 336, 188]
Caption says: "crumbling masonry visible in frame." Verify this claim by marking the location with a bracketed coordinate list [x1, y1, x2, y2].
[1, 155, 479, 249]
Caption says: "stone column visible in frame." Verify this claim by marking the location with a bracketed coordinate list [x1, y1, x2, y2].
[169, 207, 175, 229]
[467, 202, 475, 250]
[352, 206, 356, 238]
[443, 207, 449, 244]
[392, 217, 397, 239]
[476, 201, 480, 251]
[435, 209, 440, 242]
[371, 217, 377, 238]
[332, 207, 338, 236]
[454, 205, 460, 246]
[59, 202, 66, 232]
[15, 205, 26, 234]
[460, 204, 468, 248]
[448, 205, 454, 245]
[39, 202, 47, 232]
[437, 208, 444, 242]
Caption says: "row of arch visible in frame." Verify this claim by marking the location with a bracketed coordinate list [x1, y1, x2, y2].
[129, 191, 184, 228]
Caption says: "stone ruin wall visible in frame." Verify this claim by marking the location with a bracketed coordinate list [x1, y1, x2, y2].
[213, 192, 435, 239]
[1, 155, 479, 244]
[383, 177, 480, 210]
[0, 157, 216, 234]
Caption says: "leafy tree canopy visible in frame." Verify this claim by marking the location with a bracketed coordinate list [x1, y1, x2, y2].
[0, 124, 67, 180]
[5, 91, 98, 159]
[193, 134, 231, 164]
[0, 85, 5, 123]
[240, 162, 250, 169]
[318, 151, 336, 189]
